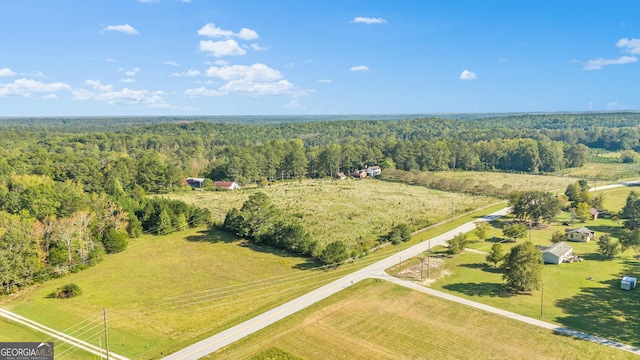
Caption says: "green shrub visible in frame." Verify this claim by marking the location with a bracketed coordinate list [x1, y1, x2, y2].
[53, 283, 83, 298]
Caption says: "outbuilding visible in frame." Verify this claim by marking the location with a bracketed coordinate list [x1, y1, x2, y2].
[621, 276, 637, 290]
[565, 227, 596, 242]
[541, 242, 573, 265]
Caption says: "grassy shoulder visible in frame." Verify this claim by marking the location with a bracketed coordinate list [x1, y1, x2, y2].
[209, 279, 631, 360]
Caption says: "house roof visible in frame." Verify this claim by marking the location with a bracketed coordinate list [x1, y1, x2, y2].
[186, 177, 205, 182]
[214, 181, 236, 187]
[367, 166, 381, 171]
[565, 227, 595, 235]
[589, 208, 600, 216]
[542, 241, 573, 257]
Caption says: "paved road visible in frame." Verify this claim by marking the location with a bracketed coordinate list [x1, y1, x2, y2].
[163, 207, 510, 360]
[375, 274, 640, 356]
[0, 308, 129, 360]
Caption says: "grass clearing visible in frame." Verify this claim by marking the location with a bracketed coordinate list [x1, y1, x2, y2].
[210, 279, 632, 360]
[165, 179, 498, 247]
[425, 170, 577, 192]
[559, 161, 640, 180]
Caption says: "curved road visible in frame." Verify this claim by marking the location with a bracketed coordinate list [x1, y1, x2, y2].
[164, 207, 510, 360]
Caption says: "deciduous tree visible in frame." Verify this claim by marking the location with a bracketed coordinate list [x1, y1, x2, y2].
[502, 241, 542, 293]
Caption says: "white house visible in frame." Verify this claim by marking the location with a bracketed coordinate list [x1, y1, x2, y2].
[565, 227, 595, 242]
[213, 181, 240, 190]
[541, 242, 573, 265]
[366, 166, 382, 177]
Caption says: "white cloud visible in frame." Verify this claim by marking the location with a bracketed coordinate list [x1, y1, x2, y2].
[317, 79, 332, 83]
[0, 78, 71, 97]
[102, 24, 140, 35]
[171, 68, 201, 77]
[206, 63, 282, 81]
[459, 70, 477, 80]
[105, 58, 117, 62]
[350, 65, 370, 72]
[214, 59, 229, 66]
[42, 94, 57, 99]
[85, 79, 113, 92]
[125, 67, 141, 76]
[616, 38, 640, 54]
[121, 78, 136, 83]
[279, 99, 305, 109]
[197, 23, 259, 40]
[163, 60, 179, 66]
[199, 40, 246, 57]
[0, 68, 16, 77]
[350, 16, 387, 24]
[583, 56, 637, 70]
[249, 43, 268, 51]
[187, 63, 295, 97]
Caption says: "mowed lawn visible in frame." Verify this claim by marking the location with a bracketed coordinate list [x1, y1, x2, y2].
[426, 200, 640, 347]
[0, 227, 359, 359]
[210, 279, 631, 360]
[166, 179, 498, 247]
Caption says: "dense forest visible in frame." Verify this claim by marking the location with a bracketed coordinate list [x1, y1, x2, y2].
[2, 112, 640, 293]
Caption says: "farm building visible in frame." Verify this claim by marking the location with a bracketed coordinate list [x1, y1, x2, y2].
[213, 181, 240, 190]
[351, 170, 367, 179]
[621, 276, 637, 290]
[186, 177, 205, 188]
[589, 208, 600, 220]
[541, 242, 573, 265]
[366, 166, 382, 176]
[565, 227, 595, 242]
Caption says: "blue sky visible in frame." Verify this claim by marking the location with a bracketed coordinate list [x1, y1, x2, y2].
[1, 0, 640, 116]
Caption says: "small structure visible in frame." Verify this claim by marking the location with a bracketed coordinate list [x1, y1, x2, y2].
[186, 177, 205, 188]
[366, 165, 382, 177]
[335, 172, 346, 180]
[350, 170, 367, 179]
[621, 276, 637, 290]
[213, 181, 240, 190]
[541, 242, 573, 265]
[565, 227, 596, 242]
[589, 208, 600, 220]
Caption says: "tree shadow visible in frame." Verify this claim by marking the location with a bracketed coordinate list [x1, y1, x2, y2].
[554, 259, 640, 346]
[587, 225, 624, 239]
[459, 262, 503, 274]
[184, 227, 238, 243]
[442, 282, 513, 298]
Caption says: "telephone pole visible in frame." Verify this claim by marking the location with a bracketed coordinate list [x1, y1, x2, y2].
[103, 307, 110, 360]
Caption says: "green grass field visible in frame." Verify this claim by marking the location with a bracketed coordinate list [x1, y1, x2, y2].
[560, 161, 640, 180]
[423, 170, 578, 192]
[165, 179, 498, 248]
[418, 186, 640, 347]
[209, 279, 632, 360]
[0, 201, 506, 359]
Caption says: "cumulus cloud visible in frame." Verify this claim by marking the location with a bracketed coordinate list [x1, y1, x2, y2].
[214, 59, 230, 66]
[186, 63, 295, 96]
[350, 65, 370, 72]
[350, 16, 387, 24]
[199, 39, 246, 57]
[163, 60, 179, 66]
[121, 78, 136, 83]
[583, 56, 637, 70]
[85, 79, 113, 92]
[616, 38, 640, 54]
[459, 70, 477, 80]
[102, 24, 140, 35]
[0, 68, 16, 77]
[125, 67, 141, 76]
[249, 43, 268, 51]
[0, 78, 71, 97]
[317, 79, 332, 83]
[105, 58, 117, 62]
[171, 68, 201, 77]
[197, 23, 259, 40]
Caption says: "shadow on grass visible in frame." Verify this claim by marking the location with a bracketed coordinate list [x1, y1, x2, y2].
[588, 225, 624, 239]
[442, 282, 513, 298]
[184, 227, 319, 268]
[459, 262, 503, 274]
[554, 259, 640, 347]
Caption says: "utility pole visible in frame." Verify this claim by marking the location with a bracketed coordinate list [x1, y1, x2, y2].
[103, 307, 110, 360]
[427, 240, 431, 279]
[540, 282, 544, 317]
[420, 257, 425, 281]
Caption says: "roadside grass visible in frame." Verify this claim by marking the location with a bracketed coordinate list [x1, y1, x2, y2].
[0, 318, 94, 360]
[0, 201, 507, 359]
[602, 186, 637, 211]
[421, 187, 640, 347]
[209, 279, 632, 360]
[164, 179, 498, 248]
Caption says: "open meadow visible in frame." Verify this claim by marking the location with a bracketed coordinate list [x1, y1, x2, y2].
[166, 179, 498, 249]
[210, 279, 632, 360]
